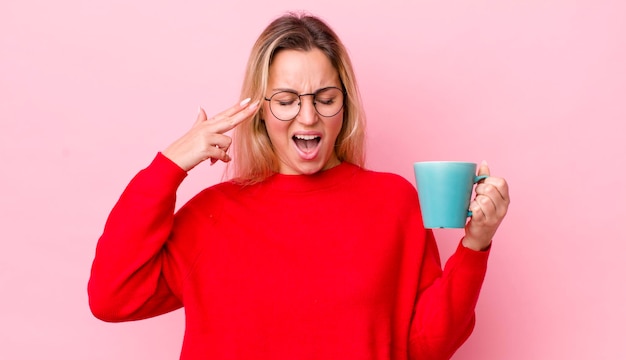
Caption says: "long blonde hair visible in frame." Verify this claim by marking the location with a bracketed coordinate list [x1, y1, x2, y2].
[229, 12, 366, 184]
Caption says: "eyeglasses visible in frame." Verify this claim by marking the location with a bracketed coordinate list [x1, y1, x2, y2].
[264, 86, 345, 121]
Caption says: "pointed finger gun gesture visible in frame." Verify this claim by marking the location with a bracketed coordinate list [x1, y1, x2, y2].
[162, 99, 259, 172]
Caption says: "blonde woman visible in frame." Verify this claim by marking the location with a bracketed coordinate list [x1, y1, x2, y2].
[89, 12, 510, 360]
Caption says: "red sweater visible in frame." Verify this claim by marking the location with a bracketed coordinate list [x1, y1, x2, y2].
[88, 153, 489, 359]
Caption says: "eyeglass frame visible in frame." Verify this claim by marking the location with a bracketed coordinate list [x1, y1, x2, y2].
[263, 86, 346, 121]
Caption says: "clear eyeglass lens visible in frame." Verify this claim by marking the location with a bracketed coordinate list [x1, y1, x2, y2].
[269, 87, 344, 120]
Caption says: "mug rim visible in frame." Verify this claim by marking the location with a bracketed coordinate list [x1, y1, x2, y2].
[414, 161, 477, 165]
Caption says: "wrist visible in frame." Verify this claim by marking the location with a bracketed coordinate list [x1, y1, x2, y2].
[462, 236, 492, 251]
[162, 148, 193, 172]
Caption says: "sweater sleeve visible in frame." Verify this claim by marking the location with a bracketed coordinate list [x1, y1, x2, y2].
[409, 226, 490, 359]
[88, 153, 189, 322]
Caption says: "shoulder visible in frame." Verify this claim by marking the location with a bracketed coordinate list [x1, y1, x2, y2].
[346, 166, 423, 228]
[175, 180, 244, 216]
[347, 165, 419, 207]
[355, 166, 417, 195]
[192, 180, 245, 203]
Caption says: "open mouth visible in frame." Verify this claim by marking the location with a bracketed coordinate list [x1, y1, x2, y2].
[293, 134, 321, 153]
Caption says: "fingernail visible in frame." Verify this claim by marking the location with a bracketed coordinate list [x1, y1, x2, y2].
[240, 98, 251, 106]
[249, 100, 260, 110]
[482, 160, 488, 166]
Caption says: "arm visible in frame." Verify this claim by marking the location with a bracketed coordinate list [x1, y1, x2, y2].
[87, 153, 188, 322]
[87, 99, 259, 322]
[409, 162, 509, 358]
[409, 232, 490, 359]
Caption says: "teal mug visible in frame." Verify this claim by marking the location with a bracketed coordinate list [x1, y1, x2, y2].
[413, 161, 488, 229]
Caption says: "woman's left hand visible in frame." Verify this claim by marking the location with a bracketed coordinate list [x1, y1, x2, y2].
[462, 161, 510, 251]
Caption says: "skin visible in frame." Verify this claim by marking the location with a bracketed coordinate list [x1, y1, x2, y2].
[162, 49, 510, 251]
[463, 161, 510, 251]
[262, 48, 344, 175]
[162, 98, 259, 172]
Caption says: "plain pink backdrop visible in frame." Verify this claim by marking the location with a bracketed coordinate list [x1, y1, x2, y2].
[1, 0, 625, 359]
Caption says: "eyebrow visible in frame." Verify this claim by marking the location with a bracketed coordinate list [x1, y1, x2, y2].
[270, 86, 339, 93]
[271, 87, 297, 93]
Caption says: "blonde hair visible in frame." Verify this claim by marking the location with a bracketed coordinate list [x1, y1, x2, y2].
[229, 12, 366, 184]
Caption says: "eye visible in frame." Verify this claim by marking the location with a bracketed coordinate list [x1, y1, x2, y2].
[314, 88, 342, 106]
[316, 97, 335, 106]
[276, 99, 296, 106]
[272, 92, 298, 106]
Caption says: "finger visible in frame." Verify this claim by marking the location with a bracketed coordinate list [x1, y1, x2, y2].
[478, 193, 497, 219]
[209, 100, 260, 134]
[477, 160, 490, 177]
[475, 182, 501, 201]
[210, 147, 232, 162]
[209, 148, 231, 165]
[469, 200, 485, 223]
[204, 134, 233, 165]
[470, 195, 497, 227]
[210, 98, 254, 123]
[480, 177, 510, 203]
[194, 106, 208, 126]
[475, 182, 508, 218]
[206, 133, 233, 151]
[210, 154, 231, 166]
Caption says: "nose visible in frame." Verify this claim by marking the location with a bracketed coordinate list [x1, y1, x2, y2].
[295, 94, 318, 125]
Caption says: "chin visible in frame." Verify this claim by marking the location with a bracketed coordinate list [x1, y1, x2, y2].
[296, 162, 326, 175]
[278, 148, 340, 175]
[279, 158, 327, 175]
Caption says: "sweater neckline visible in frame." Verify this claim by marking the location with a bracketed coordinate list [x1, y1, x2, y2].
[264, 162, 360, 192]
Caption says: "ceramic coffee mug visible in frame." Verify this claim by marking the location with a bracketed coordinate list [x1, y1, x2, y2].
[413, 161, 488, 229]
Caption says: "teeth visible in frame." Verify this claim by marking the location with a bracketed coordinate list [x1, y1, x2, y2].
[294, 135, 319, 140]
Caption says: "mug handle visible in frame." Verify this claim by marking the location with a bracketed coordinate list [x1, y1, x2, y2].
[467, 175, 489, 217]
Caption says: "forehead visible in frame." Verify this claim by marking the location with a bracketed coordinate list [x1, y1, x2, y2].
[268, 48, 340, 91]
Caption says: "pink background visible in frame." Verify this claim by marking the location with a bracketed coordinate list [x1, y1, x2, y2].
[2, 0, 625, 358]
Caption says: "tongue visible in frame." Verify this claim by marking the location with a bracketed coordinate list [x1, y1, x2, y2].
[294, 138, 319, 152]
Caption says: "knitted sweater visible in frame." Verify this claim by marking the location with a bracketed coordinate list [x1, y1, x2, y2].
[88, 153, 490, 359]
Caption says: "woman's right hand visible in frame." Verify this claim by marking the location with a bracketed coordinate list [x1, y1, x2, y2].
[162, 98, 259, 172]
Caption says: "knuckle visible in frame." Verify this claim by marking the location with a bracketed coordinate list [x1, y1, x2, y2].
[481, 183, 500, 199]
[494, 177, 507, 190]
[486, 185, 500, 198]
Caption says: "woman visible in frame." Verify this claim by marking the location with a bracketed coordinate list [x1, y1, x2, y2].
[88, 12, 510, 360]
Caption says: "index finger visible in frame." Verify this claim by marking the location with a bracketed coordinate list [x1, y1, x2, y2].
[482, 176, 510, 202]
[210, 99, 260, 134]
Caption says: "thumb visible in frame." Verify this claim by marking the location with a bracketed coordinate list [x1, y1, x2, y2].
[478, 160, 490, 176]
[194, 106, 208, 125]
